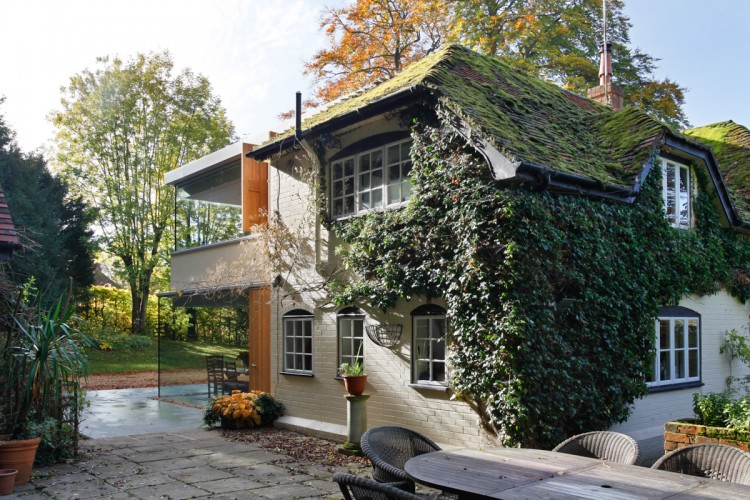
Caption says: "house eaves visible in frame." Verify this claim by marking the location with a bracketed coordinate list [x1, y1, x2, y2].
[684, 121, 750, 226]
[165, 141, 245, 187]
[248, 85, 426, 161]
[247, 45, 744, 224]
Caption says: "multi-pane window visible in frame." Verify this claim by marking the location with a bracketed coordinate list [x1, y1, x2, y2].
[337, 308, 365, 370]
[648, 309, 700, 387]
[283, 310, 313, 374]
[412, 305, 447, 385]
[662, 158, 691, 229]
[331, 138, 412, 218]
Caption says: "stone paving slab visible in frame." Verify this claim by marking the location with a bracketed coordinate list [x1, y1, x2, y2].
[4, 428, 377, 499]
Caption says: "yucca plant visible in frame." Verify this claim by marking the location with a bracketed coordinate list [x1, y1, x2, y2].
[3, 293, 92, 438]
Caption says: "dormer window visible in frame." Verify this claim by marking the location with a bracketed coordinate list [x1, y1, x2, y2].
[662, 158, 691, 229]
[330, 137, 412, 219]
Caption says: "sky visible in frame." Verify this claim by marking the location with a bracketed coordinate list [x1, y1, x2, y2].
[1, 0, 748, 155]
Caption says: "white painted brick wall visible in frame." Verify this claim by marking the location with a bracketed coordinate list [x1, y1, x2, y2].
[612, 290, 750, 444]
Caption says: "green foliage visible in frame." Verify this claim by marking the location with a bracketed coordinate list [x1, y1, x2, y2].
[721, 329, 750, 365]
[11, 295, 93, 425]
[0, 100, 96, 302]
[254, 393, 286, 423]
[25, 416, 81, 466]
[338, 361, 365, 377]
[720, 328, 750, 394]
[726, 398, 750, 431]
[694, 392, 750, 432]
[52, 51, 235, 334]
[694, 392, 733, 427]
[332, 123, 750, 448]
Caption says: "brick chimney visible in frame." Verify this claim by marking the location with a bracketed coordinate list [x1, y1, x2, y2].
[587, 43, 624, 110]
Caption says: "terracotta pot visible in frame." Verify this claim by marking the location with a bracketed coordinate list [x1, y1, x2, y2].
[343, 375, 368, 396]
[0, 437, 41, 484]
[0, 469, 17, 495]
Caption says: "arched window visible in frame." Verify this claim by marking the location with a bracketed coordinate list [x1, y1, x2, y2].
[411, 305, 447, 385]
[283, 310, 313, 375]
[648, 306, 700, 388]
[337, 307, 365, 370]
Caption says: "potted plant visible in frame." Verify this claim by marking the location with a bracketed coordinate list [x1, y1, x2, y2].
[203, 390, 284, 429]
[0, 288, 91, 483]
[339, 360, 367, 396]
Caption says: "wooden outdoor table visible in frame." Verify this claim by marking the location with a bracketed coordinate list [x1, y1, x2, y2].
[404, 447, 750, 499]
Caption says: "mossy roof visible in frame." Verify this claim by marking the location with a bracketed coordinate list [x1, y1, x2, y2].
[685, 121, 750, 221]
[263, 44, 672, 188]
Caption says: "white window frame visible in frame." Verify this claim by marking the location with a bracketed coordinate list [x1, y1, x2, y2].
[283, 311, 313, 375]
[330, 138, 412, 219]
[412, 307, 447, 386]
[337, 309, 365, 370]
[648, 312, 700, 388]
[661, 157, 692, 229]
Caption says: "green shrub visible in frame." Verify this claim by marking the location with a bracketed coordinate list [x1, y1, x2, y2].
[88, 328, 153, 351]
[725, 398, 750, 431]
[693, 392, 732, 427]
[693, 392, 750, 431]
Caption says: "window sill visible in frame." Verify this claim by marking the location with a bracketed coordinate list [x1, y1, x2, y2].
[409, 383, 450, 393]
[280, 371, 314, 378]
[647, 380, 702, 394]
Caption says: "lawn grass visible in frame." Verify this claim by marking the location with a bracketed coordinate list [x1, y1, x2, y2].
[86, 339, 245, 374]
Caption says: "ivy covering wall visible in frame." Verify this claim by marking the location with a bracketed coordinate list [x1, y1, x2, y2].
[331, 121, 750, 448]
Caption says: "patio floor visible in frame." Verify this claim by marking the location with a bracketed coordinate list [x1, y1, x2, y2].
[9, 428, 370, 499]
[81, 385, 207, 439]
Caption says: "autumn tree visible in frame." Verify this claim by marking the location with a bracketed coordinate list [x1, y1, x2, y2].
[451, 0, 688, 127]
[306, 0, 688, 128]
[52, 52, 234, 334]
[304, 0, 451, 105]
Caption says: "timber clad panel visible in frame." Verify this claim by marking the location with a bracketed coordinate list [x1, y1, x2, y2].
[249, 287, 271, 392]
[242, 143, 268, 230]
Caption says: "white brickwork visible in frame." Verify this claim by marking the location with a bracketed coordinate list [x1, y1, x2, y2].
[265, 116, 487, 448]
[612, 290, 750, 445]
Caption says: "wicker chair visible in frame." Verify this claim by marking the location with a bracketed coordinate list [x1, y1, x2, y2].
[333, 473, 422, 500]
[651, 444, 750, 485]
[360, 426, 441, 493]
[552, 431, 641, 465]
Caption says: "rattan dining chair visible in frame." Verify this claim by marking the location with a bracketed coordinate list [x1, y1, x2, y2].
[651, 443, 750, 485]
[360, 426, 442, 493]
[552, 431, 641, 465]
[333, 473, 422, 500]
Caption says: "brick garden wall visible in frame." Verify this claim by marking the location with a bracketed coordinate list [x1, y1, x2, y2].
[664, 421, 750, 453]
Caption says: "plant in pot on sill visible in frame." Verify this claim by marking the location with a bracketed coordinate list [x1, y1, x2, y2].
[339, 360, 367, 396]
[1, 285, 92, 484]
[203, 390, 284, 429]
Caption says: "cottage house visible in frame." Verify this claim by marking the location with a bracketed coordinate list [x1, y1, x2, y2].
[165, 44, 750, 463]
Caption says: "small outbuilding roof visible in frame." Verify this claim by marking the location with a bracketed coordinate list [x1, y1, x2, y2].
[0, 187, 20, 261]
